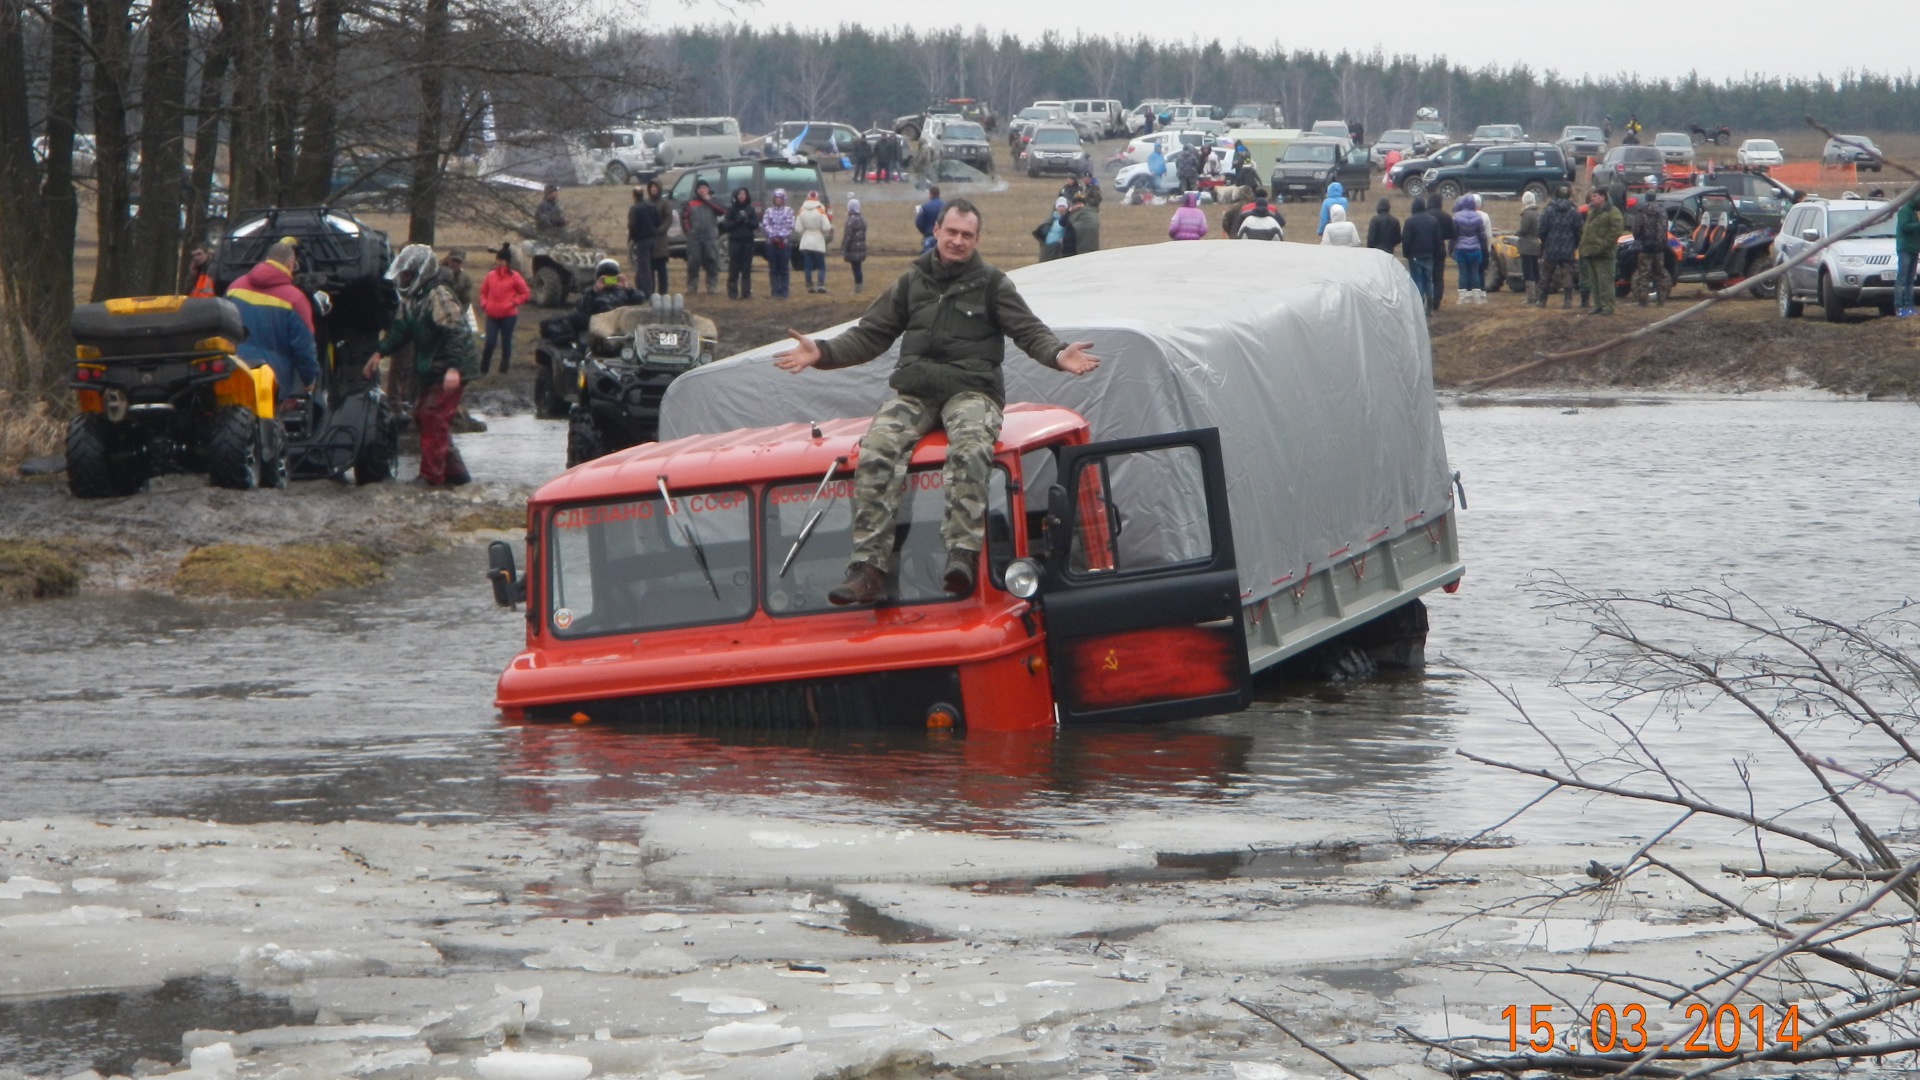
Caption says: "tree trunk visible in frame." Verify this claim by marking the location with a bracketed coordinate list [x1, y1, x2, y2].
[290, 0, 341, 204]
[224, 0, 272, 215]
[182, 24, 231, 283]
[87, 0, 137, 301]
[406, 0, 449, 245]
[131, 0, 189, 295]
[267, 0, 299, 198]
[0, 0, 83, 391]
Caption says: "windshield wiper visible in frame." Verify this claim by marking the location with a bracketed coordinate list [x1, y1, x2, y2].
[778, 456, 847, 578]
[657, 474, 719, 600]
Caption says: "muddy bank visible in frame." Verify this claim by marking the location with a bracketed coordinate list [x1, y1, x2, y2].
[0, 812, 1831, 1079]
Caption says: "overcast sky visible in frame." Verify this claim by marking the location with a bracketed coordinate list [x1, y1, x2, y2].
[658, 1, 1910, 86]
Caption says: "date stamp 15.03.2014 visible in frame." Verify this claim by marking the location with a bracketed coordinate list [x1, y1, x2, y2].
[1499, 1003, 1805, 1056]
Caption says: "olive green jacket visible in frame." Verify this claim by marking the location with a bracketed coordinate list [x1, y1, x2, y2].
[1579, 203, 1625, 259]
[816, 249, 1066, 406]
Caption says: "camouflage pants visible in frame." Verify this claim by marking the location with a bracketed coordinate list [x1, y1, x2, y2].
[1543, 258, 1580, 294]
[850, 391, 1002, 571]
[1632, 247, 1671, 299]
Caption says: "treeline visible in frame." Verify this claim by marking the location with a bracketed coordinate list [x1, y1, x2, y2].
[660, 25, 1920, 139]
[0, 0, 659, 395]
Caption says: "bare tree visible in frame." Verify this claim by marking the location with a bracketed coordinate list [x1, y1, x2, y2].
[787, 33, 844, 120]
[910, 29, 957, 105]
[1416, 576, 1920, 1076]
[1077, 34, 1123, 100]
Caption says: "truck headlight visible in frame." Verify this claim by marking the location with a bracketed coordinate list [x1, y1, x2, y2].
[1004, 559, 1041, 599]
[1838, 256, 1865, 267]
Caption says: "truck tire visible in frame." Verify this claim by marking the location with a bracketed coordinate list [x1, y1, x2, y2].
[1820, 272, 1846, 323]
[206, 405, 261, 491]
[1434, 180, 1462, 203]
[531, 265, 567, 307]
[565, 410, 603, 469]
[1401, 176, 1425, 199]
[1744, 252, 1775, 299]
[1522, 180, 1549, 202]
[65, 414, 145, 498]
[1777, 271, 1803, 318]
[605, 161, 629, 185]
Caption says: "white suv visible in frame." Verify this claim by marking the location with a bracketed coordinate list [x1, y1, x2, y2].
[1065, 99, 1126, 139]
[575, 128, 660, 185]
[1775, 197, 1898, 322]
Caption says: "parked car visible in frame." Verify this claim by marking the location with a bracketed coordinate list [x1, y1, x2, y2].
[1223, 102, 1285, 129]
[1370, 129, 1421, 167]
[1125, 99, 1188, 135]
[1020, 124, 1091, 177]
[1703, 170, 1800, 231]
[1557, 125, 1607, 161]
[577, 127, 661, 185]
[1590, 144, 1666, 191]
[1309, 120, 1350, 139]
[1775, 196, 1898, 322]
[1389, 142, 1496, 198]
[925, 115, 995, 175]
[759, 121, 864, 170]
[1007, 105, 1068, 152]
[1821, 135, 1882, 171]
[1066, 98, 1127, 139]
[1424, 143, 1569, 203]
[1161, 103, 1220, 129]
[1736, 139, 1784, 169]
[1410, 118, 1448, 151]
[1652, 132, 1696, 167]
[1112, 129, 1212, 167]
[1112, 160, 1183, 197]
[653, 117, 743, 168]
[1269, 136, 1370, 201]
[1470, 124, 1526, 143]
[895, 100, 996, 142]
[660, 158, 827, 260]
[31, 133, 103, 178]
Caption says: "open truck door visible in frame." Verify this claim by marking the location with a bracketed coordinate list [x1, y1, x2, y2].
[1040, 428, 1251, 724]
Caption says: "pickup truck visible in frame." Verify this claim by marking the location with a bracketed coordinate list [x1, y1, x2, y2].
[488, 242, 1464, 731]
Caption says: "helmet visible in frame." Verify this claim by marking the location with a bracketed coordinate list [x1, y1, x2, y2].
[386, 244, 437, 297]
[594, 258, 620, 278]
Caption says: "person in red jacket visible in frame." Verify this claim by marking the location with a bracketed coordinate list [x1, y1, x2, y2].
[226, 239, 313, 332]
[478, 245, 529, 375]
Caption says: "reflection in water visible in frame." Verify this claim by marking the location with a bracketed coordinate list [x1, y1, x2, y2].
[1, 399, 1915, 848]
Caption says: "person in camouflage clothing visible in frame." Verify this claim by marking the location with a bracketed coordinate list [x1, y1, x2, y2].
[1537, 184, 1585, 309]
[1629, 195, 1672, 306]
[1580, 189, 1626, 316]
[774, 198, 1102, 604]
[365, 244, 480, 485]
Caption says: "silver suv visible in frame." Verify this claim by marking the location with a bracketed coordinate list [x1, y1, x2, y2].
[1775, 197, 1898, 322]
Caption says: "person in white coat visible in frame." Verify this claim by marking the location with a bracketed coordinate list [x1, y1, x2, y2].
[796, 192, 834, 294]
[1320, 203, 1361, 247]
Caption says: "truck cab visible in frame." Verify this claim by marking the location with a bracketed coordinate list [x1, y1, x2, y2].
[490, 406, 1250, 731]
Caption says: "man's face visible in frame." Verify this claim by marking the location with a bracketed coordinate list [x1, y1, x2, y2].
[1589, 193, 1606, 209]
[935, 210, 980, 263]
[447, 257, 463, 274]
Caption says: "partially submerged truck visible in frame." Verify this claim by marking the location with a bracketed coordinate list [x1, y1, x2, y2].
[487, 243, 1463, 731]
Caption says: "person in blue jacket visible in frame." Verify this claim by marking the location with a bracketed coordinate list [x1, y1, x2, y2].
[913, 185, 944, 252]
[227, 246, 318, 396]
[1317, 181, 1348, 237]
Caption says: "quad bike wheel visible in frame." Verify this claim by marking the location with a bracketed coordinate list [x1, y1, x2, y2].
[1715, 132, 1730, 146]
[531, 265, 568, 307]
[533, 363, 564, 419]
[65, 413, 146, 499]
[1745, 253, 1776, 300]
[207, 405, 264, 490]
[354, 411, 397, 485]
[565, 409, 603, 469]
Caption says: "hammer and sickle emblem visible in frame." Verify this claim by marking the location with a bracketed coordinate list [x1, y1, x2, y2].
[1101, 649, 1119, 672]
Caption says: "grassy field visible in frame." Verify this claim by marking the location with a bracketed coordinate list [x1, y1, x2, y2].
[66, 127, 1920, 399]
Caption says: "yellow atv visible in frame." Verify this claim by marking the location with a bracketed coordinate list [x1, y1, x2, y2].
[67, 295, 287, 497]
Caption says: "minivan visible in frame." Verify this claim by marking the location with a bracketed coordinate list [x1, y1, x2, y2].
[662, 158, 828, 260]
[1065, 99, 1126, 139]
[653, 118, 743, 168]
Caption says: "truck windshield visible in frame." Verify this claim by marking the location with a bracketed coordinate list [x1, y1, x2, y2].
[1283, 143, 1338, 164]
[763, 467, 1009, 615]
[1032, 129, 1079, 147]
[1824, 209, 1895, 238]
[943, 122, 986, 141]
[546, 490, 755, 637]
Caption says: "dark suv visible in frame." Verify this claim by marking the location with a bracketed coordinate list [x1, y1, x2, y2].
[1388, 141, 1495, 198]
[1590, 145, 1666, 191]
[1424, 143, 1569, 203]
[1268, 137, 1371, 201]
[663, 158, 827, 259]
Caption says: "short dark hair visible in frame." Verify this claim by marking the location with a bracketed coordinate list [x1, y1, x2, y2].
[927, 185, 941, 199]
[936, 198, 982, 230]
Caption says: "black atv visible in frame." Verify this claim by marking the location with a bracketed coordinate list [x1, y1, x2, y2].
[212, 206, 399, 483]
[538, 294, 718, 468]
[66, 296, 289, 497]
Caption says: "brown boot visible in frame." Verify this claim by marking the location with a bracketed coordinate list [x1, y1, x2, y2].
[942, 548, 978, 596]
[828, 562, 887, 606]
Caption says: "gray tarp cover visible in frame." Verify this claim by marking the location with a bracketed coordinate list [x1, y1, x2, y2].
[660, 240, 1453, 607]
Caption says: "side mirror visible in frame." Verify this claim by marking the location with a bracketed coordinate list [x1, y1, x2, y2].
[487, 539, 525, 608]
[1045, 483, 1071, 561]
[1800, 229, 1819, 242]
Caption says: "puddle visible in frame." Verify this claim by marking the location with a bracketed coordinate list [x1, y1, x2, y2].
[0, 977, 312, 1077]
[1294, 964, 1414, 997]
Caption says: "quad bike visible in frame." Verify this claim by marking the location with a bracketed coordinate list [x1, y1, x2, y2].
[1612, 190, 1774, 298]
[560, 294, 717, 468]
[212, 206, 400, 484]
[66, 295, 288, 497]
[1690, 124, 1732, 147]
